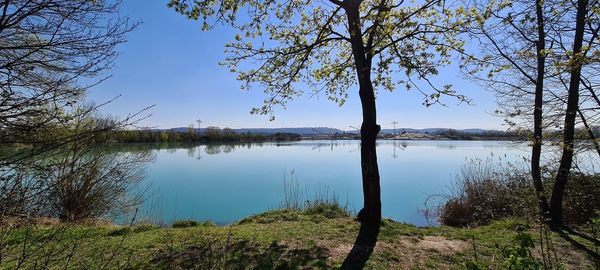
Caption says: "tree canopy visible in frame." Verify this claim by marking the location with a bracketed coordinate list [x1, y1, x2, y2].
[169, 0, 469, 120]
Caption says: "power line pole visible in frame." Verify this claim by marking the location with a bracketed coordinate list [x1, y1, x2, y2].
[391, 121, 398, 135]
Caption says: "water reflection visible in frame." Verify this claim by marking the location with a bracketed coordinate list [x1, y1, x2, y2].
[114, 140, 544, 226]
[113, 140, 535, 160]
[186, 146, 196, 157]
[391, 141, 407, 159]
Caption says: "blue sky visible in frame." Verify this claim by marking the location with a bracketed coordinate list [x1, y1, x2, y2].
[87, 1, 505, 131]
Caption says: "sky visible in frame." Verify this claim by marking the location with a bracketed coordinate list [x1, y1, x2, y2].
[87, 1, 506, 131]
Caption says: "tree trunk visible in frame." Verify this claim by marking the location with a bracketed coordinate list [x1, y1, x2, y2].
[549, 0, 587, 230]
[533, 0, 550, 219]
[357, 84, 382, 223]
[345, 2, 382, 224]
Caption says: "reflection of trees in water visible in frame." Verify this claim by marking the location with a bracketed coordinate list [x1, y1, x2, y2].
[204, 144, 238, 155]
[102, 141, 478, 159]
[435, 144, 457, 150]
[204, 144, 223, 155]
[105, 142, 274, 157]
[349, 144, 360, 153]
[311, 143, 331, 151]
[187, 146, 196, 157]
[223, 144, 235, 153]
[295, 141, 359, 152]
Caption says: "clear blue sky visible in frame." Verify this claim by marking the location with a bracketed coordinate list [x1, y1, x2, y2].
[87, 1, 505, 131]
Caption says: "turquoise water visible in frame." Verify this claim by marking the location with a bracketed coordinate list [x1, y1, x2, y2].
[135, 140, 529, 226]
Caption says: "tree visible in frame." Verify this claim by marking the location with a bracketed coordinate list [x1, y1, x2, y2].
[169, 0, 467, 225]
[223, 127, 236, 135]
[0, 0, 150, 221]
[547, 0, 597, 229]
[460, 0, 556, 222]
[461, 0, 600, 228]
[187, 124, 196, 139]
[204, 126, 223, 138]
[0, 0, 138, 147]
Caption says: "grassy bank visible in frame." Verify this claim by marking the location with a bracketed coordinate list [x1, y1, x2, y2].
[1, 207, 598, 269]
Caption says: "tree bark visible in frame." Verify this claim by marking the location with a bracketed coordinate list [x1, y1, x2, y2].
[549, 0, 587, 230]
[532, 0, 550, 220]
[345, 2, 382, 224]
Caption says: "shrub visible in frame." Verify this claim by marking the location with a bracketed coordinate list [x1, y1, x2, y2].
[303, 202, 351, 219]
[438, 158, 537, 227]
[133, 223, 159, 233]
[43, 133, 153, 223]
[281, 170, 352, 219]
[172, 220, 215, 228]
[500, 226, 542, 269]
[438, 158, 600, 227]
[562, 173, 600, 225]
[172, 220, 199, 228]
[236, 209, 301, 224]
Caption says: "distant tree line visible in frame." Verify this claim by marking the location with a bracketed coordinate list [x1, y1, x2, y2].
[430, 129, 523, 139]
[95, 126, 302, 143]
[430, 128, 600, 141]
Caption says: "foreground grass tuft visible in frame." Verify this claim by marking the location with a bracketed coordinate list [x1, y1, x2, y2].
[303, 202, 351, 219]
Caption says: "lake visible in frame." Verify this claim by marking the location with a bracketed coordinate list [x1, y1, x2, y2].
[131, 140, 530, 227]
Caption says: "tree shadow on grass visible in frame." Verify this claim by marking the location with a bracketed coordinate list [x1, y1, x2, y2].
[557, 229, 600, 263]
[562, 227, 600, 246]
[150, 238, 329, 269]
[340, 221, 381, 269]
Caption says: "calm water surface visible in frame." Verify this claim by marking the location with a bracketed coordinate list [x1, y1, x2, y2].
[134, 140, 529, 226]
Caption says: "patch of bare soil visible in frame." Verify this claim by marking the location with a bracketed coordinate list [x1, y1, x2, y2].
[417, 236, 468, 254]
[321, 235, 468, 268]
[329, 243, 354, 259]
[531, 239, 597, 269]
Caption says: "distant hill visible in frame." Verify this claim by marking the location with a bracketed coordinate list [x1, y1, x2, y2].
[157, 127, 504, 135]
[380, 128, 488, 135]
[234, 127, 341, 135]
[159, 127, 341, 135]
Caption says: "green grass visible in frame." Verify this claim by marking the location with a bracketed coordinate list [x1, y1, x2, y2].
[1, 209, 597, 269]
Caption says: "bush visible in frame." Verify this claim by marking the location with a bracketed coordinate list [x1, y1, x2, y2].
[439, 158, 537, 227]
[500, 226, 542, 269]
[562, 173, 600, 225]
[108, 227, 132, 236]
[438, 158, 600, 227]
[133, 223, 159, 233]
[172, 220, 215, 228]
[303, 202, 351, 219]
[43, 130, 153, 223]
[281, 171, 352, 219]
[236, 209, 301, 224]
